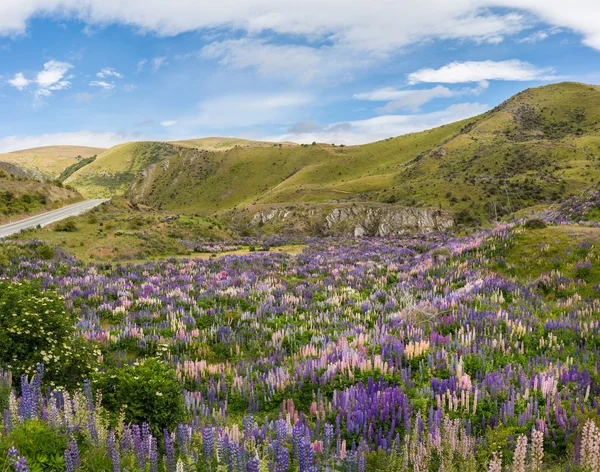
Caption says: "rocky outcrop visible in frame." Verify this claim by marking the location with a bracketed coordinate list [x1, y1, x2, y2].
[247, 204, 452, 236]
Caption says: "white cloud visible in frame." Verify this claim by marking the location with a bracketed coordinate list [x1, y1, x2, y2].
[353, 82, 488, 112]
[89, 80, 116, 89]
[151, 56, 167, 71]
[265, 102, 489, 145]
[7, 72, 30, 90]
[160, 120, 177, 127]
[0, 130, 132, 153]
[6, 59, 73, 97]
[0, 1, 598, 53]
[97, 67, 123, 78]
[137, 57, 168, 72]
[200, 38, 372, 84]
[518, 26, 562, 43]
[408, 60, 554, 84]
[193, 92, 313, 128]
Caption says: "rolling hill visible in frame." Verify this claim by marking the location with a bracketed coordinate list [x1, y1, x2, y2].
[0, 145, 106, 181]
[19, 82, 600, 225]
[0, 171, 82, 224]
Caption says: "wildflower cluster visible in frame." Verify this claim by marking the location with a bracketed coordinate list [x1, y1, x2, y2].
[0, 221, 598, 470]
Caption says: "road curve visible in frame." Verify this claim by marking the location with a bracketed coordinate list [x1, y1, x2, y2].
[0, 199, 110, 239]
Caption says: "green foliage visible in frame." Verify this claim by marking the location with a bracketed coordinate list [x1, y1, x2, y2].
[0, 420, 67, 472]
[454, 209, 480, 227]
[53, 219, 78, 232]
[58, 155, 97, 182]
[524, 218, 547, 229]
[0, 281, 97, 388]
[92, 359, 185, 437]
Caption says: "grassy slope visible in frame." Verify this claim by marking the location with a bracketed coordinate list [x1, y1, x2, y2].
[15, 198, 234, 262]
[0, 145, 106, 180]
[494, 225, 600, 298]
[169, 137, 295, 150]
[0, 176, 82, 224]
[66, 82, 600, 220]
[65, 142, 181, 197]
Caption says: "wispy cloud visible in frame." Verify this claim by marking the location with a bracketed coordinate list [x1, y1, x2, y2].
[193, 92, 313, 128]
[353, 82, 489, 112]
[0, 130, 134, 153]
[89, 80, 116, 90]
[160, 120, 177, 127]
[266, 102, 489, 145]
[97, 67, 123, 79]
[408, 60, 555, 84]
[199, 38, 373, 84]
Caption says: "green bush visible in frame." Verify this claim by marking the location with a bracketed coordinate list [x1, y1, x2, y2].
[0, 281, 97, 389]
[0, 420, 67, 472]
[53, 220, 78, 232]
[454, 209, 480, 227]
[524, 218, 547, 229]
[92, 359, 184, 436]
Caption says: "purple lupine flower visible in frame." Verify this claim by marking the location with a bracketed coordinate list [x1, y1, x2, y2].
[8, 447, 29, 472]
[106, 431, 120, 472]
[164, 430, 176, 472]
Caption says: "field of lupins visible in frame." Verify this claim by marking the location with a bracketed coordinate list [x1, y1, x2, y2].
[0, 190, 599, 471]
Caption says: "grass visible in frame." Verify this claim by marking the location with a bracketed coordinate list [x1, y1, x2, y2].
[0, 145, 105, 180]
[495, 225, 600, 297]
[169, 137, 295, 150]
[14, 198, 234, 262]
[0, 174, 82, 224]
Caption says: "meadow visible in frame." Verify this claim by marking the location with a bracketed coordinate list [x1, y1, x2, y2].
[0, 190, 598, 471]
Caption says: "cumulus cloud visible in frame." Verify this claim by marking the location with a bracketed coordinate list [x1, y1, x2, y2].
[7, 72, 29, 90]
[408, 60, 554, 84]
[266, 102, 489, 145]
[6, 59, 73, 97]
[0, 130, 133, 153]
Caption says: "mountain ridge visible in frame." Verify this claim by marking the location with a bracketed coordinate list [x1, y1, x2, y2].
[3, 82, 600, 224]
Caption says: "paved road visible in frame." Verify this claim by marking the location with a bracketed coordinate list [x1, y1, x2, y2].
[0, 199, 109, 239]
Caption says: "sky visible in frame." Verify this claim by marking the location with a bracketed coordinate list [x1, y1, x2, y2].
[0, 1, 599, 152]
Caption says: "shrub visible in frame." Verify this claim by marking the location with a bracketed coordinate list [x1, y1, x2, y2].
[92, 359, 184, 437]
[524, 218, 547, 229]
[36, 244, 55, 260]
[53, 220, 78, 232]
[574, 261, 593, 281]
[0, 420, 67, 472]
[454, 209, 480, 227]
[0, 281, 97, 389]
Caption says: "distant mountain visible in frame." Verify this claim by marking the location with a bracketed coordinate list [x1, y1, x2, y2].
[49, 82, 600, 222]
[0, 145, 106, 181]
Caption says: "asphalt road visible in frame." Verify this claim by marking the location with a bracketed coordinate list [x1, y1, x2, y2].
[0, 199, 109, 239]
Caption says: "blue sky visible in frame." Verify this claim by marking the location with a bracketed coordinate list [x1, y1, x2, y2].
[0, 1, 599, 151]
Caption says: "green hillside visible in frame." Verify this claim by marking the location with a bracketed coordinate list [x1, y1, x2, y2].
[66, 82, 600, 221]
[0, 170, 82, 224]
[0, 145, 106, 180]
